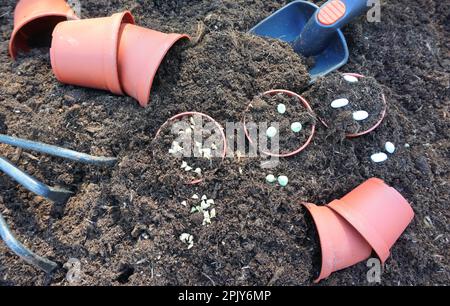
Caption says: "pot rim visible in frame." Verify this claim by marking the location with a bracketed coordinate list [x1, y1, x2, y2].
[243, 89, 317, 158]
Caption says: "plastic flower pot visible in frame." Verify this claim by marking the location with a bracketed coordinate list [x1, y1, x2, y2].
[303, 178, 414, 282]
[50, 11, 135, 95]
[155, 112, 227, 185]
[320, 73, 388, 138]
[243, 89, 317, 158]
[117, 23, 190, 107]
[327, 178, 415, 263]
[303, 202, 373, 283]
[9, 0, 78, 59]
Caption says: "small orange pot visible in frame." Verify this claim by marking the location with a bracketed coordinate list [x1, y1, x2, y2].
[9, 0, 78, 59]
[50, 11, 135, 95]
[303, 203, 373, 283]
[327, 178, 415, 263]
[117, 24, 190, 107]
[303, 178, 414, 282]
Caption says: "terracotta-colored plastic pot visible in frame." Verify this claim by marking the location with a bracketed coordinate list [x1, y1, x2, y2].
[9, 0, 78, 59]
[155, 112, 227, 185]
[303, 178, 414, 282]
[303, 203, 373, 283]
[319, 73, 388, 138]
[50, 11, 135, 95]
[118, 24, 190, 107]
[243, 89, 317, 158]
[327, 178, 415, 263]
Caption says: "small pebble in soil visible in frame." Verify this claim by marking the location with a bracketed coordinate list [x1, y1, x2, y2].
[385, 142, 396, 154]
[277, 103, 287, 114]
[291, 122, 303, 133]
[405, 143, 410, 148]
[353, 111, 369, 121]
[331, 98, 349, 109]
[266, 174, 276, 183]
[371, 152, 388, 163]
[278, 176, 289, 187]
[266, 126, 278, 138]
[343, 75, 359, 83]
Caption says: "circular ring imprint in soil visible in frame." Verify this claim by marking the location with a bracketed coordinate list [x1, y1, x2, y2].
[154, 112, 227, 185]
[244, 89, 317, 158]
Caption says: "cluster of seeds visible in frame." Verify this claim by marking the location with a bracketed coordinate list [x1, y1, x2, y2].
[179, 233, 194, 249]
[187, 194, 217, 226]
[330, 75, 373, 124]
[266, 174, 289, 187]
[371, 141, 396, 163]
[265, 102, 304, 139]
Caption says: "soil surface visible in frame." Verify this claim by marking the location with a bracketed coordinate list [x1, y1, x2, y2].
[0, 0, 449, 286]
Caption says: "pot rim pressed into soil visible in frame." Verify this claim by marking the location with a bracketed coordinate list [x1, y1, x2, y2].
[319, 73, 388, 138]
[243, 89, 317, 158]
[154, 111, 228, 185]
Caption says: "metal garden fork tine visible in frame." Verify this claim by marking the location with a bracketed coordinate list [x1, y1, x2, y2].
[0, 134, 117, 166]
[0, 212, 58, 273]
[0, 157, 73, 203]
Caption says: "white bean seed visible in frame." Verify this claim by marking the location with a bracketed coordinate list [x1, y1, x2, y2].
[371, 152, 388, 163]
[344, 75, 359, 83]
[385, 142, 396, 154]
[353, 111, 369, 121]
[331, 98, 349, 109]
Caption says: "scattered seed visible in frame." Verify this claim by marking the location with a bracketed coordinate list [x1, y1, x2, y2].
[277, 103, 287, 114]
[291, 122, 303, 133]
[202, 148, 212, 159]
[203, 211, 211, 225]
[201, 201, 210, 210]
[210, 208, 216, 219]
[385, 142, 396, 154]
[371, 152, 388, 163]
[343, 75, 359, 83]
[194, 168, 202, 175]
[278, 176, 289, 187]
[192, 194, 199, 200]
[180, 233, 191, 242]
[206, 199, 215, 205]
[191, 206, 198, 213]
[181, 161, 188, 169]
[353, 111, 369, 121]
[266, 126, 278, 138]
[181, 201, 187, 207]
[201, 195, 208, 200]
[405, 143, 410, 148]
[266, 174, 276, 183]
[331, 98, 349, 109]
[185, 166, 193, 171]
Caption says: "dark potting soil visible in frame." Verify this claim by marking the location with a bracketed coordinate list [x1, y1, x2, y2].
[304, 73, 385, 138]
[0, 0, 449, 286]
[246, 93, 316, 155]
